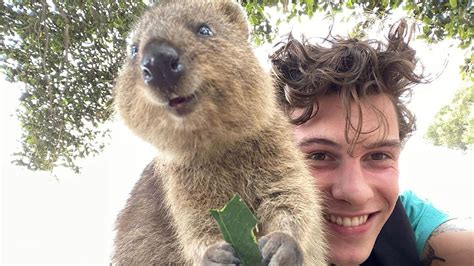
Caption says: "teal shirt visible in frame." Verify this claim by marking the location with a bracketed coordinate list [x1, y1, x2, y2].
[400, 190, 450, 257]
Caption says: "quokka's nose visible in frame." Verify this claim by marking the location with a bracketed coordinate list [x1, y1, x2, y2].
[140, 41, 184, 91]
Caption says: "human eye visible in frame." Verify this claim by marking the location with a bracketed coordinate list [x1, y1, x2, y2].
[369, 152, 391, 161]
[307, 151, 334, 161]
[364, 151, 398, 169]
[305, 151, 337, 170]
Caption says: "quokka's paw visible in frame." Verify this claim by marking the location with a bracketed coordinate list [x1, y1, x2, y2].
[202, 241, 241, 266]
[258, 231, 303, 266]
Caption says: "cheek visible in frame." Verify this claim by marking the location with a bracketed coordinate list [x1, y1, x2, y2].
[373, 168, 400, 205]
[309, 168, 334, 192]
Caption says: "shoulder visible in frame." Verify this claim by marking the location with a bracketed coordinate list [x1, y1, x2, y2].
[400, 190, 449, 225]
[421, 218, 474, 265]
[399, 191, 450, 257]
[400, 191, 474, 265]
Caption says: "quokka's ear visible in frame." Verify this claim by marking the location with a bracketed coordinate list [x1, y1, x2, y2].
[217, 0, 250, 41]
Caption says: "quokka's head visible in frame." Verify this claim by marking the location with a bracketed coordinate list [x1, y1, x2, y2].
[114, 0, 276, 155]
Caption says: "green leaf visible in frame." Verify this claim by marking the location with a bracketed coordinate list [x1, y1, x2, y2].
[391, 0, 401, 9]
[306, 0, 315, 16]
[346, 0, 353, 8]
[210, 194, 262, 266]
[449, 0, 457, 9]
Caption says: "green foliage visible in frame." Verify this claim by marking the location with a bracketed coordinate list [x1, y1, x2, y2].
[0, 0, 472, 173]
[425, 84, 474, 150]
[401, 0, 472, 49]
[241, 0, 346, 45]
[1, 0, 147, 173]
[210, 194, 262, 266]
[242, 0, 472, 49]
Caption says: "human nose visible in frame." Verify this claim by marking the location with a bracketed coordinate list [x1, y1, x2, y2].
[331, 159, 374, 206]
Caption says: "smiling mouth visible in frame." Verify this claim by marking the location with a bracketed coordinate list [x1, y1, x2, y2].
[166, 94, 197, 116]
[326, 214, 371, 227]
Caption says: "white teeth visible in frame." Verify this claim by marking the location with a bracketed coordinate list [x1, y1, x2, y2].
[343, 217, 351, 227]
[328, 214, 369, 227]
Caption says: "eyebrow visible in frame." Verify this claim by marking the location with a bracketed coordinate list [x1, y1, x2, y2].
[297, 138, 341, 148]
[297, 137, 401, 150]
[363, 139, 401, 149]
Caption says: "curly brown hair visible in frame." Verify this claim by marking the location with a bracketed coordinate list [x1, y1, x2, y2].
[270, 19, 426, 148]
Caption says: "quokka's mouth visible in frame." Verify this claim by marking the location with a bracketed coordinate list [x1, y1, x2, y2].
[166, 93, 197, 116]
[169, 94, 195, 107]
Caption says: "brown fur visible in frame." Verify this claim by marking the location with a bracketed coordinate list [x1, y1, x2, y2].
[113, 0, 326, 265]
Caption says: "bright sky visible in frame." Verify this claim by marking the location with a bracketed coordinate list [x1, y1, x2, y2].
[1, 9, 473, 265]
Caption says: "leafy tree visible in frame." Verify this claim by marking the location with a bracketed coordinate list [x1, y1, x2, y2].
[1, 1, 147, 173]
[1, 0, 472, 173]
[425, 83, 473, 150]
[243, 0, 472, 48]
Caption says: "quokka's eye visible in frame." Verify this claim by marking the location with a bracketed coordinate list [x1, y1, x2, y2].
[130, 44, 139, 58]
[197, 24, 214, 37]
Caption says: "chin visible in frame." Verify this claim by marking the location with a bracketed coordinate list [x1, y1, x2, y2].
[329, 248, 372, 266]
[330, 257, 368, 266]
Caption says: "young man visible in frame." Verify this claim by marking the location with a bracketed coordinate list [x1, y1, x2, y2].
[270, 20, 473, 265]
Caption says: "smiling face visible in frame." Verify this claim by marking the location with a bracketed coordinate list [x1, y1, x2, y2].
[293, 94, 401, 265]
